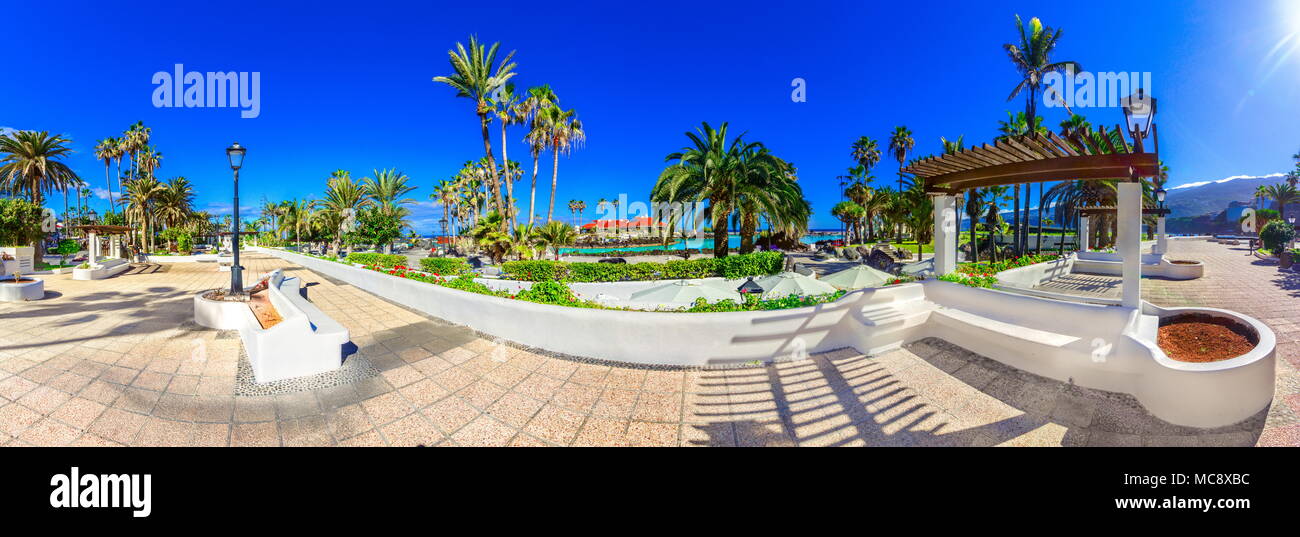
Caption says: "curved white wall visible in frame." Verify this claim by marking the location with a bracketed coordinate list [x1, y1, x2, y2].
[255, 247, 1275, 428]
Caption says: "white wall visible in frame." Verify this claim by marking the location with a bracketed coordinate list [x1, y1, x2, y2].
[255, 247, 1274, 428]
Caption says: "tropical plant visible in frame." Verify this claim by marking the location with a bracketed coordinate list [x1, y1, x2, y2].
[317, 171, 372, 254]
[521, 85, 559, 225]
[652, 122, 808, 258]
[94, 138, 118, 208]
[119, 175, 164, 251]
[534, 104, 585, 222]
[469, 210, 511, 263]
[433, 35, 517, 231]
[1263, 183, 1300, 222]
[533, 220, 576, 260]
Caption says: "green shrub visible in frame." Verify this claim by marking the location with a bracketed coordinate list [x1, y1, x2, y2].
[516, 281, 576, 305]
[441, 274, 495, 294]
[419, 257, 470, 275]
[1260, 219, 1295, 253]
[0, 198, 45, 247]
[501, 251, 781, 282]
[501, 260, 571, 281]
[717, 251, 783, 278]
[347, 252, 407, 267]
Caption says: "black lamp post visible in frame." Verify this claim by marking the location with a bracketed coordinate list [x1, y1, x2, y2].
[1121, 88, 1157, 152]
[439, 217, 449, 236]
[226, 142, 246, 294]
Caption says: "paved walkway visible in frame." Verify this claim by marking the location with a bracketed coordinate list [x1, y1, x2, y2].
[0, 240, 1295, 446]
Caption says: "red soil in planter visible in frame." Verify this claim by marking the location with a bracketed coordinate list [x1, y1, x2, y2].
[1, 278, 37, 283]
[1168, 260, 1199, 265]
[1157, 313, 1257, 363]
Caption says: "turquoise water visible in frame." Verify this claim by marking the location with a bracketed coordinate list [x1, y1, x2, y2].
[558, 233, 844, 254]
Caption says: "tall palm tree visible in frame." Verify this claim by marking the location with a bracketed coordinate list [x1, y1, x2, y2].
[1004, 15, 1080, 132]
[433, 35, 517, 231]
[119, 175, 163, 252]
[522, 85, 559, 225]
[492, 83, 524, 216]
[1005, 15, 1079, 254]
[535, 105, 586, 222]
[94, 138, 117, 208]
[851, 136, 882, 171]
[123, 121, 151, 182]
[888, 126, 915, 241]
[363, 168, 417, 216]
[888, 126, 914, 193]
[0, 131, 81, 259]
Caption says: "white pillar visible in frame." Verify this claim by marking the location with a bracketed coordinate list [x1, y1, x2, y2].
[88, 231, 100, 265]
[1078, 216, 1090, 252]
[1155, 216, 1167, 255]
[1118, 182, 1143, 308]
[932, 194, 958, 275]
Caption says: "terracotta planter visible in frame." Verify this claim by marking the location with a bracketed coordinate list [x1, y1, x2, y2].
[1281, 251, 1294, 269]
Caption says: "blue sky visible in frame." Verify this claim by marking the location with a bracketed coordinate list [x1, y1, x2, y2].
[6, 0, 1300, 232]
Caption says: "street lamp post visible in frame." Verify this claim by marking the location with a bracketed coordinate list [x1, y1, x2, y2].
[1121, 88, 1157, 152]
[226, 142, 246, 295]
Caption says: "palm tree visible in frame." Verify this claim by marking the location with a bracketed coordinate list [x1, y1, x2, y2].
[888, 126, 915, 241]
[469, 211, 511, 263]
[535, 105, 586, 222]
[122, 122, 152, 182]
[0, 131, 81, 259]
[534, 220, 577, 260]
[851, 136, 882, 171]
[433, 35, 517, 231]
[1004, 15, 1080, 131]
[318, 171, 372, 254]
[831, 201, 865, 245]
[492, 83, 524, 216]
[1264, 183, 1300, 222]
[522, 85, 559, 225]
[888, 126, 914, 193]
[156, 177, 194, 251]
[94, 138, 117, 208]
[652, 122, 805, 258]
[1005, 15, 1080, 254]
[119, 175, 163, 252]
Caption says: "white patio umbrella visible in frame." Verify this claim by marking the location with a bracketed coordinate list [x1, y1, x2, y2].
[755, 271, 838, 299]
[630, 280, 742, 304]
[820, 264, 895, 290]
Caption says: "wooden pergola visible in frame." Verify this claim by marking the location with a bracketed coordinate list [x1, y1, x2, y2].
[903, 128, 1160, 194]
[900, 127, 1161, 308]
[71, 225, 134, 264]
[1076, 205, 1171, 217]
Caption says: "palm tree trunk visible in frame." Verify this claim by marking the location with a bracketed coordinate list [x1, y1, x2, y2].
[477, 111, 505, 231]
[547, 147, 560, 222]
[1035, 183, 1045, 255]
[500, 122, 513, 222]
[712, 209, 729, 258]
[1012, 184, 1021, 254]
[528, 152, 540, 225]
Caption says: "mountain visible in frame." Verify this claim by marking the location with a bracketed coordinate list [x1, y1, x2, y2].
[1166, 173, 1289, 218]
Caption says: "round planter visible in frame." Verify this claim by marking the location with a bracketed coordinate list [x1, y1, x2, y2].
[0, 277, 44, 302]
[193, 291, 250, 329]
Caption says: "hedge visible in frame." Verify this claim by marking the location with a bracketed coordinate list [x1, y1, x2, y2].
[346, 252, 407, 267]
[419, 257, 470, 275]
[501, 251, 783, 282]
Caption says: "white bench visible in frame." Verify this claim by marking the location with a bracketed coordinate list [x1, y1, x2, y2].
[239, 271, 349, 383]
[72, 258, 131, 280]
[930, 307, 1080, 347]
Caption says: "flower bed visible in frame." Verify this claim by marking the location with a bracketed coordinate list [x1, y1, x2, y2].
[360, 262, 846, 312]
[941, 254, 1061, 288]
[501, 251, 783, 282]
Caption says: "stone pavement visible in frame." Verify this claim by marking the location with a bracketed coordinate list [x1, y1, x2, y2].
[0, 240, 1295, 446]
